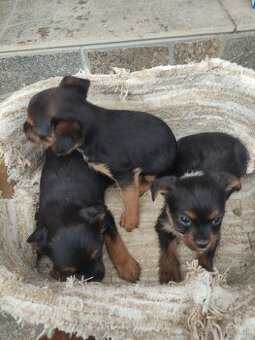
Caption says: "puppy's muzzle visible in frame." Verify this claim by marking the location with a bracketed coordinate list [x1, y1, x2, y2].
[195, 239, 208, 249]
[23, 121, 53, 145]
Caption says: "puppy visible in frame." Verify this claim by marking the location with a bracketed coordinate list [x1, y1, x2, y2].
[23, 76, 177, 231]
[28, 149, 141, 282]
[151, 132, 249, 283]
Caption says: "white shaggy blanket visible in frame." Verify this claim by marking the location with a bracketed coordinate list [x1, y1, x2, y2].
[0, 59, 255, 339]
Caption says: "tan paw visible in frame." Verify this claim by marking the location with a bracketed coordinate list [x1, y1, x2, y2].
[119, 211, 139, 231]
[118, 257, 141, 283]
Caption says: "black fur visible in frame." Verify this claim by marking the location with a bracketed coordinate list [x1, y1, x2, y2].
[24, 76, 177, 230]
[24, 76, 177, 181]
[152, 132, 249, 283]
[27, 149, 117, 282]
[173, 132, 249, 177]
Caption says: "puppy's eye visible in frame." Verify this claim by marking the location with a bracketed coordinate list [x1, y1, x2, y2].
[177, 215, 192, 227]
[212, 215, 222, 226]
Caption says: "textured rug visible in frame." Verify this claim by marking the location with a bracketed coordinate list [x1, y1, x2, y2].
[0, 59, 255, 339]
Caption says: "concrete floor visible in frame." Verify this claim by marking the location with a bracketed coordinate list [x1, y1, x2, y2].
[0, 0, 254, 339]
[0, 0, 254, 52]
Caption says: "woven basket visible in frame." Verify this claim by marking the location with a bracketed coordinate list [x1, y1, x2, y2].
[0, 59, 255, 339]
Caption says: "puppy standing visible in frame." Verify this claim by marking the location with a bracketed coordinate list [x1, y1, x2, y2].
[28, 149, 140, 282]
[23, 76, 177, 231]
[152, 132, 249, 283]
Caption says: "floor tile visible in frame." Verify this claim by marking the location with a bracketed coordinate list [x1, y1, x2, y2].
[221, 0, 255, 31]
[0, 0, 234, 50]
[0, 50, 82, 94]
[88, 46, 169, 73]
[221, 35, 255, 69]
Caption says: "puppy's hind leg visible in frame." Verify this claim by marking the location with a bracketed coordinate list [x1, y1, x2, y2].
[103, 210, 141, 282]
[118, 168, 141, 231]
[139, 175, 156, 197]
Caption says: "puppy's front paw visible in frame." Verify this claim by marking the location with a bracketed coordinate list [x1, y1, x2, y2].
[159, 268, 181, 284]
[120, 211, 139, 231]
[118, 257, 141, 283]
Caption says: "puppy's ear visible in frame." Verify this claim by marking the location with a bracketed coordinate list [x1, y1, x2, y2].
[151, 176, 176, 201]
[60, 76, 90, 97]
[27, 227, 48, 250]
[51, 120, 83, 155]
[79, 205, 107, 224]
[210, 172, 241, 199]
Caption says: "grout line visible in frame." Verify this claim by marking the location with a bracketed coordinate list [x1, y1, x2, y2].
[218, 37, 227, 58]
[80, 48, 90, 71]
[218, 0, 237, 32]
[168, 44, 175, 65]
[0, 29, 248, 55]
[0, 31, 254, 58]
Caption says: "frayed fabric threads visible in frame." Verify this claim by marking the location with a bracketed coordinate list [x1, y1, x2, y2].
[0, 59, 255, 338]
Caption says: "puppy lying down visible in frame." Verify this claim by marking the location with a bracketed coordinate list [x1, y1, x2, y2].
[23, 76, 177, 232]
[28, 149, 140, 283]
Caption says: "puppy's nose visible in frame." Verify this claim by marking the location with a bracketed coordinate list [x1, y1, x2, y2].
[196, 240, 208, 249]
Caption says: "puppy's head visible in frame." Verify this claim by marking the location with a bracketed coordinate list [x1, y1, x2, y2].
[23, 76, 90, 152]
[28, 205, 106, 282]
[152, 172, 241, 252]
[51, 120, 84, 156]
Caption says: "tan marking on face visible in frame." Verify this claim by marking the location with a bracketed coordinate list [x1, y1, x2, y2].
[206, 209, 220, 220]
[104, 234, 141, 282]
[88, 162, 114, 179]
[24, 128, 46, 144]
[177, 231, 196, 250]
[26, 116, 34, 126]
[24, 122, 53, 146]
[184, 210, 197, 220]
[163, 207, 178, 235]
[54, 120, 80, 134]
[162, 220, 178, 235]
[159, 238, 181, 283]
[196, 233, 220, 271]
[208, 232, 221, 251]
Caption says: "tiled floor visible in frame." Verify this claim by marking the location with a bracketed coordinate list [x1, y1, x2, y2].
[0, 0, 254, 52]
[222, 0, 255, 31]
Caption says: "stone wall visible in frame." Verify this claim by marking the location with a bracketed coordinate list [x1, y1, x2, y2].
[0, 31, 254, 98]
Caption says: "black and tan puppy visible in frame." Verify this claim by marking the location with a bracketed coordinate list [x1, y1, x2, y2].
[23, 76, 177, 231]
[151, 132, 249, 283]
[28, 149, 141, 282]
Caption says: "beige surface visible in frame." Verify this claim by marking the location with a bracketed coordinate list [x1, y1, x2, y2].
[222, 0, 255, 31]
[0, 59, 255, 339]
[0, 0, 235, 52]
